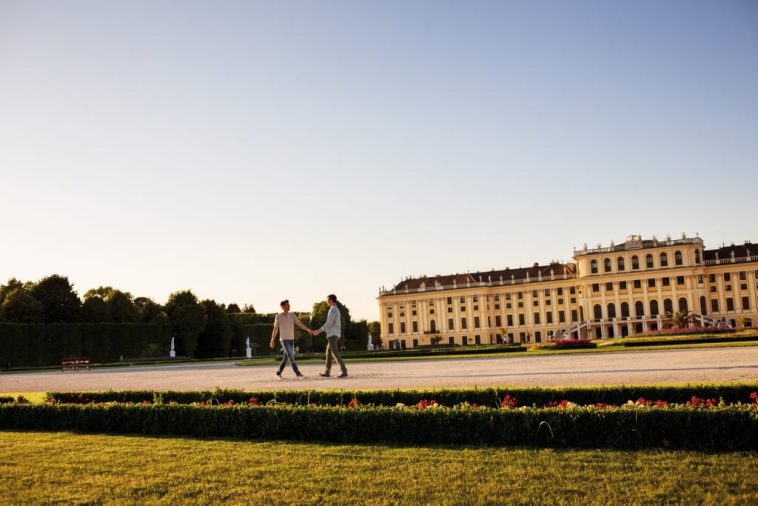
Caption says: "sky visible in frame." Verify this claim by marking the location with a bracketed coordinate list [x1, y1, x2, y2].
[1, 0, 757, 320]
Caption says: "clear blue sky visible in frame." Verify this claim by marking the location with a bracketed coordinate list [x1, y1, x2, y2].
[1, 0, 757, 319]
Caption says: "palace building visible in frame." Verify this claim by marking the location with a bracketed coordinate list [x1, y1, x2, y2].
[377, 235, 757, 348]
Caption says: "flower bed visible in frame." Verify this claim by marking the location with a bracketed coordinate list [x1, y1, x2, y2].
[0, 399, 756, 450]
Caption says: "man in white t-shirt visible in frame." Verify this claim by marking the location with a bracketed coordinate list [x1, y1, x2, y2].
[270, 299, 311, 379]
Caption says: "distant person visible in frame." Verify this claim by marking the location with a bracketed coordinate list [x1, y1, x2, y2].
[312, 294, 348, 378]
[270, 300, 309, 379]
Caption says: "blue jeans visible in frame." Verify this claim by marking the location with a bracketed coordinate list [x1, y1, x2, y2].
[277, 340, 301, 376]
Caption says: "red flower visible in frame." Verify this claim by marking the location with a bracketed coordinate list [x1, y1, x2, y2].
[141, 400, 150, 405]
[636, 397, 650, 406]
[248, 397, 262, 406]
[595, 403, 607, 409]
[749, 392, 758, 405]
[417, 399, 438, 410]
[225, 400, 236, 406]
[654, 400, 668, 408]
[347, 398, 361, 408]
[501, 395, 519, 409]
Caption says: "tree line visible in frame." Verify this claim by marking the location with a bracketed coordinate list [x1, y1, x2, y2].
[0, 274, 381, 358]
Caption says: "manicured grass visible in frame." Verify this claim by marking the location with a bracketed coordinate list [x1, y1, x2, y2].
[0, 431, 755, 505]
[1, 392, 46, 403]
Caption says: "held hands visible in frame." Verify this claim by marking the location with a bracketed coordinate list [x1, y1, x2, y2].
[309, 329, 323, 336]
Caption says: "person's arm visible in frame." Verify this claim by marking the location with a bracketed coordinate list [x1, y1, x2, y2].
[293, 315, 312, 335]
[270, 315, 280, 349]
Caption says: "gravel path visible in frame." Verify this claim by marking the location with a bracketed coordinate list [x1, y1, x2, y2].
[1, 347, 757, 392]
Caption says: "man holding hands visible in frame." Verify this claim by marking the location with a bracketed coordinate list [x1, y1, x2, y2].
[270, 299, 310, 379]
[312, 294, 348, 378]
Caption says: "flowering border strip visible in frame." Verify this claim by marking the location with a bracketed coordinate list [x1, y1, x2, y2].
[0, 402, 756, 450]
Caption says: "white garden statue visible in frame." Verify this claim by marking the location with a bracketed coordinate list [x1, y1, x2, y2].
[169, 337, 176, 358]
[245, 336, 252, 359]
[367, 333, 374, 351]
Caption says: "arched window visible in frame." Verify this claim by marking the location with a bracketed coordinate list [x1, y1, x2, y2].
[590, 260, 598, 274]
[429, 320, 436, 332]
[621, 302, 630, 318]
[700, 296, 707, 315]
[678, 298, 688, 312]
[664, 298, 673, 315]
[695, 250, 701, 264]
[635, 301, 644, 317]
[650, 300, 659, 316]
[646, 254, 654, 269]
[674, 251, 683, 266]
[593, 304, 602, 320]
[607, 303, 616, 318]
[632, 255, 639, 270]
[617, 257, 625, 271]
[659, 252, 668, 267]
[604, 258, 612, 273]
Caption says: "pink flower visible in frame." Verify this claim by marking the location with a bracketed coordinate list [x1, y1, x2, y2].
[501, 395, 519, 409]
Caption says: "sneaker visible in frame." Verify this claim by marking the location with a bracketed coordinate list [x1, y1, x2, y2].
[296, 374, 305, 380]
[275, 371, 282, 380]
[319, 372, 330, 378]
[337, 372, 348, 378]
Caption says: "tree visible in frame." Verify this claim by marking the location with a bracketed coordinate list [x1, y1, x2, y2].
[367, 321, 382, 347]
[196, 299, 232, 358]
[310, 300, 351, 333]
[134, 297, 168, 324]
[165, 290, 207, 357]
[82, 297, 110, 322]
[430, 335, 443, 346]
[664, 309, 691, 329]
[107, 290, 138, 323]
[30, 275, 81, 322]
[242, 304, 256, 314]
[84, 286, 115, 300]
[0, 278, 28, 305]
[0, 289, 43, 323]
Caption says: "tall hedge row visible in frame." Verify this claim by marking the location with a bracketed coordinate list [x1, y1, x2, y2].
[0, 323, 171, 368]
[46, 384, 758, 407]
[0, 403, 755, 450]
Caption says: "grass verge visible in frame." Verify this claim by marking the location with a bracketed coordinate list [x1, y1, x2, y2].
[0, 431, 756, 505]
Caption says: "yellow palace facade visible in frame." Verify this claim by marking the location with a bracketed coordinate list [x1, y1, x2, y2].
[377, 235, 758, 348]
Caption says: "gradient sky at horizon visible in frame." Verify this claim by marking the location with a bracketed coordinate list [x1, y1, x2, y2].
[1, 0, 757, 319]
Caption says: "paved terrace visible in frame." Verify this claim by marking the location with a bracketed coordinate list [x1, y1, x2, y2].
[1, 346, 757, 393]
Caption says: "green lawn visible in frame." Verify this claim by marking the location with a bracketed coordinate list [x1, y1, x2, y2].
[1, 431, 756, 505]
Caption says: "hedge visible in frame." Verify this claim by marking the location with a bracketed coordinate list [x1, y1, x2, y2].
[0, 323, 171, 368]
[0, 402, 755, 450]
[46, 384, 758, 408]
[620, 335, 758, 347]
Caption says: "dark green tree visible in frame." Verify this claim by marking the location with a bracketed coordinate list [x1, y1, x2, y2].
[134, 297, 168, 324]
[242, 304, 256, 314]
[0, 288, 44, 323]
[30, 274, 81, 322]
[165, 290, 207, 357]
[82, 296, 110, 322]
[107, 290, 138, 322]
[196, 299, 232, 358]
[0, 278, 28, 305]
[226, 303, 241, 314]
[368, 321, 382, 347]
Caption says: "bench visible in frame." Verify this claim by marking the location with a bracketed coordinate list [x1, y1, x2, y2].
[62, 357, 91, 372]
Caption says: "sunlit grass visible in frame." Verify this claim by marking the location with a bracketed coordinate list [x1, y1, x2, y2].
[1, 392, 46, 403]
[0, 431, 756, 505]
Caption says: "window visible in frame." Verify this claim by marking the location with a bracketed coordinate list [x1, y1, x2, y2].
[650, 300, 659, 316]
[635, 301, 644, 317]
[412, 321, 418, 333]
[388, 323, 394, 334]
[708, 274, 715, 283]
[557, 288, 563, 295]
[532, 290, 538, 297]
[676, 276, 685, 285]
[570, 287, 576, 294]
[507, 315, 513, 326]
[592, 283, 600, 292]
[646, 254, 654, 269]
[726, 285, 732, 292]
[447, 307, 453, 313]
[473, 305, 478, 311]
[695, 250, 701, 264]
[446, 297, 453, 305]
[505, 293, 511, 300]
[678, 298, 688, 312]
[533, 300, 539, 307]
[661, 277, 669, 286]
[400, 322, 406, 334]
[660, 252, 668, 267]
[648, 279, 656, 288]
[495, 315, 502, 327]
[634, 280, 642, 289]
[559, 310, 565, 323]
[726, 298, 734, 311]
[518, 292, 523, 299]
[664, 299, 673, 314]
[460, 306, 466, 312]
[472, 296, 478, 302]
[697, 275, 703, 284]
[429, 308, 435, 315]
[607, 303, 616, 318]
[429, 320, 436, 332]
[448, 318, 454, 330]
[570, 297, 576, 304]
[518, 314, 525, 325]
[534, 312, 541, 324]
[388, 312, 393, 318]
[449, 336, 454, 345]
[617, 257, 625, 271]
[743, 297, 750, 310]
[604, 258, 612, 272]
[547, 312, 553, 324]
[621, 302, 630, 318]
[619, 281, 627, 290]
[711, 299, 719, 312]
[571, 309, 578, 322]
[494, 295, 499, 301]
[558, 298, 563, 304]
[605, 282, 613, 291]
[593, 305, 602, 320]
[495, 304, 500, 310]
[740, 271, 747, 281]
[400, 312, 405, 317]
[591, 260, 598, 274]
[632, 255, 640, 270]
[474, 316, 480, 328]
[724, 273, 731, 282]
[411, 300, 417, 307]
[412, 310, 416, 316]
[674, 251, 683, 266]
[461, 317, 467, 329]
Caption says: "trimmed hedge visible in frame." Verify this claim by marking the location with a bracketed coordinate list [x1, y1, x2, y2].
[0, 402, 755, 450]
[46, 384, 758, 408]
[620, 335, 758, 347]
[0, 323, 171, 368]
